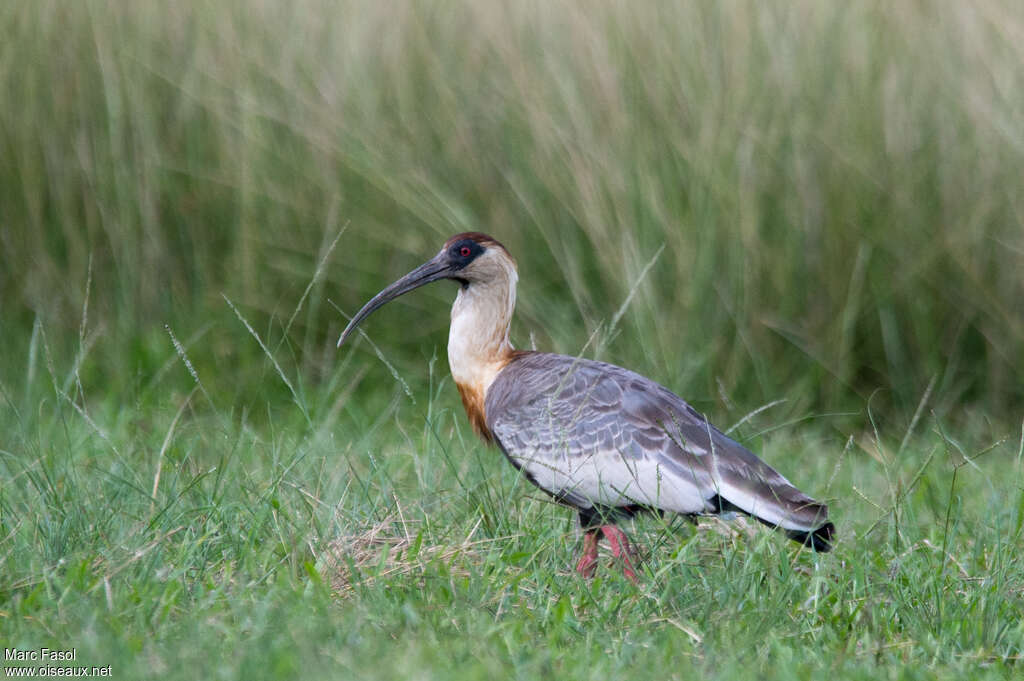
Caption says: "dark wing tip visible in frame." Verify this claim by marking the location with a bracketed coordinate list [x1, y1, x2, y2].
[786, 521, 836, 553]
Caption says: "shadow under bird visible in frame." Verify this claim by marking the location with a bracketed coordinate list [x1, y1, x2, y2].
[338, 233, 835, 581]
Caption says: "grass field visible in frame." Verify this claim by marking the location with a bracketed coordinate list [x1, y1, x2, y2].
[2, 1, 1023, 679]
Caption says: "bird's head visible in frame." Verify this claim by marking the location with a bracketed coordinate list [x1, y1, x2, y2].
[337, 232, 516, 347]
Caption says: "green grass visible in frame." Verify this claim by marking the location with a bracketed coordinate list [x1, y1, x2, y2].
[1, 333, 1023, 680]
[2, 1, 1024, 679]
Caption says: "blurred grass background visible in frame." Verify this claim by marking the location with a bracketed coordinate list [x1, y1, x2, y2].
[2, 2, 1024, 679]
[2, 0, 1022, 426]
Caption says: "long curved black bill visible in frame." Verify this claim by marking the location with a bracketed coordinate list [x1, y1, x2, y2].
[337, 254, 451, 348]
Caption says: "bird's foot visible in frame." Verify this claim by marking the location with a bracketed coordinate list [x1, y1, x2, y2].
[600, 525, 639, 583]
[575, 529, 600, 578]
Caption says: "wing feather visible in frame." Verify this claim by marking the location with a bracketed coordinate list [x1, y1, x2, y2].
[485, 353, 829, 534]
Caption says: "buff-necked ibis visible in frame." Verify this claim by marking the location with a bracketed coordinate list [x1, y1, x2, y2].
[338, 233, 835, 581]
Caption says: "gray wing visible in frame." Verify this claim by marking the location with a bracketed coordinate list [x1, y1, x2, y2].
[485, 352, 829, 534]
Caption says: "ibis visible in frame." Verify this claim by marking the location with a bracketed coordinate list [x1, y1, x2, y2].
[338, 233, 835, 581]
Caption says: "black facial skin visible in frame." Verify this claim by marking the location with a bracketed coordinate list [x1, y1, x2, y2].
[448, 239, 485, 271]
[447, 239, 485, 286]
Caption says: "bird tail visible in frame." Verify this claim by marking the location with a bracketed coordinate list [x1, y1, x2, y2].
[783, 522, 836, 552]
[698, 432, 836, 552]
[708, 474, 835, 552]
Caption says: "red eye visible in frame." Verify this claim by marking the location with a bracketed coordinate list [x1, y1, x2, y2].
[460, 246, 472, 257]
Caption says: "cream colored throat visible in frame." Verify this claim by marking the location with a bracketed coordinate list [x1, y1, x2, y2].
[447, 269, 518, 398]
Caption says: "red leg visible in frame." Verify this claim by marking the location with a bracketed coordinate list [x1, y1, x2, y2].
[575, 529, 600, 578]
[600, 525, 639, 583]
